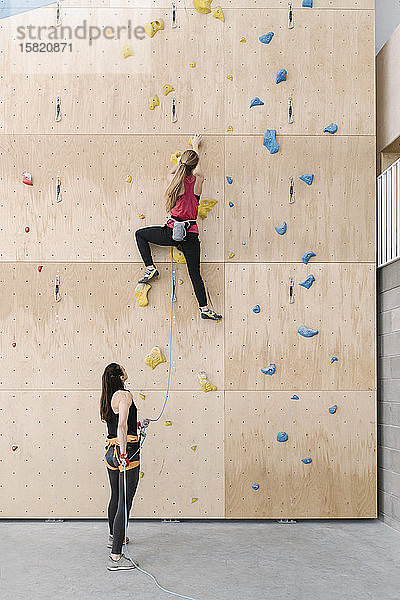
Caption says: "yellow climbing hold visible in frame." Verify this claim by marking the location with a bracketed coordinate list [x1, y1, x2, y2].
[138, 214, 145, 220]
[125, 175, 132, 183]
[135, 283, 151, 307]
[122, 45, 133, 58]
[149, 95, 159, 110]
[138, 393, 145, 401]
[173, 247, 186, 264]
[170, 150, 183, 165]
[226, 125, 233, 132]
[164, 420, 172, 427]
[162, 84, 175, 96]
[191, 497, 199, 504]
[226, 74, 233, 81]
[193, 0, 211, 14]
[144, 19, 164, 38]
[139, 471, 144, 479]
[145, 346, 167, 370]
[228, 252, 235, 259]
[197, 371, 217, 393]
[198, 198, 218, 219]
[189, 61, 196, 68]
[178, 279, 184, 285]
[213, 6, 225, 22]
[191, 445, 198, 452]
[240, 37, 246, 43]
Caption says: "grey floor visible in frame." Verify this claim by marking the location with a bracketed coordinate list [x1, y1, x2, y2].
[3, 519, 400, 600]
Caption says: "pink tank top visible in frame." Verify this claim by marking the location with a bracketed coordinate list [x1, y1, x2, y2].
[167, 175, 199, 234]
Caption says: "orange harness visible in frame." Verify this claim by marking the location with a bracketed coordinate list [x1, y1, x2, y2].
[104, 434, 140, 472]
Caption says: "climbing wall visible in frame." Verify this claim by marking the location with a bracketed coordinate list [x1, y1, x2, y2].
[0, 0, 376, 519]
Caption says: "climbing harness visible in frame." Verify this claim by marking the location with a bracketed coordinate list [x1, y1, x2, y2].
[169, 217, 197, 242]
[104, 435, 140, 472]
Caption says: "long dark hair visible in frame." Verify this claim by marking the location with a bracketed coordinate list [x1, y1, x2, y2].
[100, 363, 125, 423]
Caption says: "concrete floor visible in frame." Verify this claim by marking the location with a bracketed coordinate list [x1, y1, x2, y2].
[3, 519, 400, 600]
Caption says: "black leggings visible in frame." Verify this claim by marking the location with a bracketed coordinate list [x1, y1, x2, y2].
[135, 225, 208, 307]
[107, 465, 139, 555]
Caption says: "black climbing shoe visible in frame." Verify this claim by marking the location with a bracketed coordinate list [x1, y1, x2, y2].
[138, 266, 159, 284]
[200, 308, 222, 321]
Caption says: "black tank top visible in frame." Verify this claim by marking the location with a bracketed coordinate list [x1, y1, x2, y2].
[106, 390, 138, 439]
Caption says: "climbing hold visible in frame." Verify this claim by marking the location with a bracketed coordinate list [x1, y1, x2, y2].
[323, 123, 338, 134]
[11, 445, 18, 451]
[145, 346, 167, 370]
[329, 405, 338, 415]
[263, 129, 279, 154]
[122, 45, 133, 58]
[274, 222, 287, 235]
[173, 247, 186, 264]
[139, 471, 144, 479]
[302, 251, 316, 264]
[38, 266, 43, 272]
[259, 31, 274, 44]
[261, 363, 276, 376]
[250, 97, 264, 108]
[277, 432, 288, 443]
[228, 252, 235, 259]
[178, 279, 184, 285]
[291, 394, 300, 400]
[191, 497, 199, 504]
[138, 214, 145, 220]
[213, 6, 224, 22]
[164, 420, 173, 426]
[189, 61, 196, 68]
[11, 341, 16, 348]
[299, 274, 315, 289]
[138, 393, 145, 401]
[125, 175, 132, 183]
[149, 95, 160, 110]
[302, 0, 313, 7]
[198, 198, 218, 219]
[226, 74, 233, 81]
[135, 283, 151, 307]
[197, 371, 217, 393]
[242, 241, 246, 246]
[252, 305, 261, 313]
[25, 227, 30, 233]
[226, 176, 233, 184]
[298, 325, 319, 338]
[228, 201, 234, 208]
[330, 356, 339, 364]
[143, 19, 164, 38]
[170, 150, 183, 165]
[299, 174, 314, 185]
[191, 445, 197, 452]
[226, 125, 233, 132]
[193, 0, 211, 13]
[252, 483, 260, 490]
[301, 457, 312, 464]
[22, 171, 33, 186]
[240, 37, 246, 43]
[276, 68, 287, 84]
[162, 84, 175, 96]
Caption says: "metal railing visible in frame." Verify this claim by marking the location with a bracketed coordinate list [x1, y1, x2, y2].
[377, 157, 400, 267]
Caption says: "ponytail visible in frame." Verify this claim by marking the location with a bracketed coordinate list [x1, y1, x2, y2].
[165, 149, 199, 212]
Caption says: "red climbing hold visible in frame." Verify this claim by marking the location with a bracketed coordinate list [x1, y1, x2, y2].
[22, 172, 33, 186]
[25, 227, 30, 233]
[12, 445, 18, 451]
[38, 266, 43, 272]
[11, 342, 16, 347]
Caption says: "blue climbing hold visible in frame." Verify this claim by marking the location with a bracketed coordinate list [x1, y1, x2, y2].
[329, 405, 337, 415]
[274, 222, 287, 235]
[226, 176, 233, 184]
[259, 32, 274, 44]
[323, 123, 338, 134]
[291, 394, 299, 400]
[253, 305, 260, 313]
[276, 68, 287, 84]
[301, 457, 312, 464]
[299, 174, 314, 186]
[228, 201, 234, 207]
[263, 129, 279, 154]
[302, 251, 316, 264]
[330, 356, 338, 364]
[252, 483, 260, 490]
[302, 0, 313, 7]
[277, 432, 288, 443]
[261, 363, 276, 376]
[250, 97, 264, 108]
[298, 325, 319, 338]
[299, 274, 315, 290]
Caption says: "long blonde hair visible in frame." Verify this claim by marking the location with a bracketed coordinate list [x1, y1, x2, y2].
[165, 149, 199, 212]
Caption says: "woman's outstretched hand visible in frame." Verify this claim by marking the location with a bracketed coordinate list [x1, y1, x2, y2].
[190, 134, 202, 152]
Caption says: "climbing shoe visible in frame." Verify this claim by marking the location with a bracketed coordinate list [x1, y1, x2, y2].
[200, 308, 222, 321]
[138, 266, 159, 284]
[107, 534, 130, 549]
[107, 554, 138, 571]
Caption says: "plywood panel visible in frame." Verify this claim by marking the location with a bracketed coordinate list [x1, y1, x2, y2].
[225, 391, 376, 518]
[224, 8, 375, 134]
[224, 135, 375, 262]
[225, 263, 375, 390]
[0, 262, 224, 389]
[0, 390, 224, 518]
[0, 135, 223, 262]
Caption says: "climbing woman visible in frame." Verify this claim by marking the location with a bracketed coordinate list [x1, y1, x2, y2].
[100, 362, 140, 571]
[135, 134, 222, 321]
